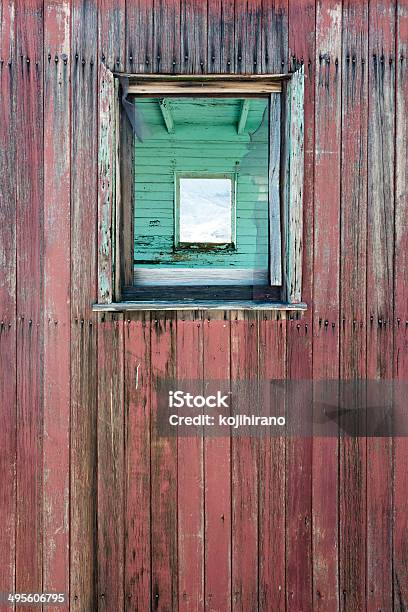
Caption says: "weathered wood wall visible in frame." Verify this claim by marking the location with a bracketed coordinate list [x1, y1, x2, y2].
[0, 0, 408, 610]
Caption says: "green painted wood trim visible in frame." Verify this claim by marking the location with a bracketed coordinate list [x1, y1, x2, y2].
[159, 98, 174, 133]
[237, 100, 250, 134]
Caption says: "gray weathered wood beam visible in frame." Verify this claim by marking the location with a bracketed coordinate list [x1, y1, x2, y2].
[237, 99, 250, 134]
[159, 98, 174, 133]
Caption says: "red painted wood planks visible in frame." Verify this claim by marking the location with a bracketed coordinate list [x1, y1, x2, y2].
[0, 0, 17, 608]
[97, 314, 125, 610]
[150, 313, 178, 610]
[207, 0, 235, 73]
[230, 311, 259, 611]
[339, 1, 369, 609]
[258, 313, 286, 611]
[287, 0, 314, 608]
[99, 0, 125, 72]
[70, 0, 99, 608]
[125, 0, 154, 73]
[177, 312, 204, 612]
[313, 1, 342, 610]
[181, 0, 208, 74]
[235, 0, 262, 74]
[203, 312, 231, 611]
[262, 0, 288, 73]
[15, 1, 44, 609]
[394, 0, 408, 608]
[43, 1, 71, 608]
[366, 1, 395, 609]
[153, 0, 181, 73]
[124, 313, 151, 610]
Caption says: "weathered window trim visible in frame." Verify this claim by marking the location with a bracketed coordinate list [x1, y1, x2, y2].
[96, 68, 305, 310]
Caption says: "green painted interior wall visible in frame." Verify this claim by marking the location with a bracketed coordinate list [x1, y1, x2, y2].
[134, 97, 269, 270]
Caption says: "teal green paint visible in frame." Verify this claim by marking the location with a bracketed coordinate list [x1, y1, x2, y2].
[134, 97, 269, 270]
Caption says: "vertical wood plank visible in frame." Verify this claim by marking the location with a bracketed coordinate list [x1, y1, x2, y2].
[203, 312, 231, 612]
[43, 1, 71, 607]
[97, 314, 125, 611]
[99, 16, 133, 600]
[150, 313, 178, 610]
[339, 1, 368, 610]
[99, 0, 125, 71]
[287, 0, 314, 608]
[125, 0, 154, 73]
[177, 312, 204, 612]
[207, 0, 235, 73]
[153, 0, 181, 73]
[262, 0, 288, 73]
[0, 0, 16, 604]
[313, 2, 342, 610]
[98, 0, 126, 301]
[15, 1, 44, 607]
[258, 313, 286, 611]
[124, 313, 151, 610]
[366, 1, 395, 609]
[180, 0, 207, 73]
[230, 311, 258, 612]
[394, 0, 408, 608]
[98, 62, 117, 304]
[70, 0, 99, 608]
[283, 65, 305, 304]
[269, 94, 282, 286]
[235, 0, 262, 75]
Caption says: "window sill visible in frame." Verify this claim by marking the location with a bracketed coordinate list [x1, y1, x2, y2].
[92, 300, 307, 312]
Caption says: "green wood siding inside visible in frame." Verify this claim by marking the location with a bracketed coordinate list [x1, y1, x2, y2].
[134, 97, 270, 270]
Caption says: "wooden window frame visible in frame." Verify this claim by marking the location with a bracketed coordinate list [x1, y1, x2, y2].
[95, 66, 305, 311]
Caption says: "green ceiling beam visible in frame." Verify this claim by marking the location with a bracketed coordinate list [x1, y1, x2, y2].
[159, 98, 175, 133]
[237, 99, 250, 134]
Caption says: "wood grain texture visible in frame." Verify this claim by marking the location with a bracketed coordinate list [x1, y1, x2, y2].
[262, 0, 288, 73]
[99, 0, 125, 71]
[339, 1, 368, 610]
[153, 0, 181, 73]
[230, 311, 258, 611]
[394, 0, 408, 608]
[98, 62, 117, 304]
[1, 1, 408, 610]
[97, 314, 125, 611]
[286, 1, 315, 609]
[207, 0, 235, 73]
[125, 0, 154, 73]
[150, 313, 178, 610]
[124, 313, 151, 610]
[43, 1, 71, 608]
[203, 312, 231, 612]
[283, 65, 304, 303]
[180, 0, 207, 73]
[70, 1, 98, 608]
[177, 312, 204, 612]
[366, 1, 395, 609]
[15, 1, 44, 608]
[258, 313, 286, 611]
[0, 0, 16, 606]
[234, 0, 262, 74]
[313, 2, 342, 610]
[269, 94, 282, 285]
